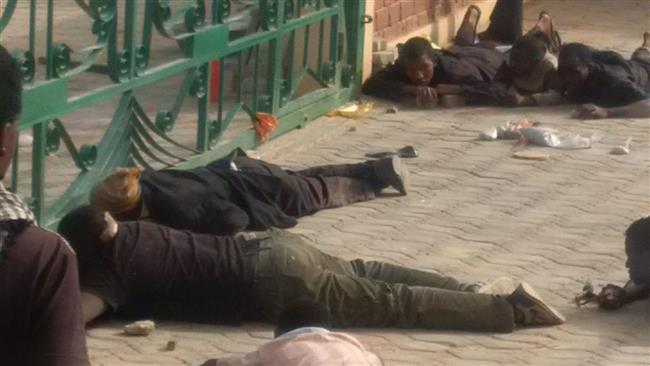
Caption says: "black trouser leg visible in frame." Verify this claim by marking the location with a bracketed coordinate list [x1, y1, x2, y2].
[296, 161, 374, 179]
[295, 159, 392, 193]
[631, 47, 650, 63]
[278, 174, 376, 217]
[484, 0, 523, 44]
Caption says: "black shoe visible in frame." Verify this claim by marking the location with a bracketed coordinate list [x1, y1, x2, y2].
[374, 156, 409, 195]
[365, 145, 418, 159]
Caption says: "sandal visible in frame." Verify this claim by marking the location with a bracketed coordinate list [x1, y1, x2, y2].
[455, 5, 482, 45]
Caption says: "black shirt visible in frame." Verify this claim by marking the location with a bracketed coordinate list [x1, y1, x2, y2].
[81, 221, 261, 323]
[575, 50, 650, 107]
[362, 45, 506, 102]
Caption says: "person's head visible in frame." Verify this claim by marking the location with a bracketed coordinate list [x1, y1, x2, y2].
[58, 205, 118, 274]
[0, 45, 23, 180]
[274, 300, 332, 338]
[558, 43, 594, 99]
[625, 217, 650, 286]
[90, 167, 143, 219]
[509, 36, 547, 77]
[397, 37, 438, 86]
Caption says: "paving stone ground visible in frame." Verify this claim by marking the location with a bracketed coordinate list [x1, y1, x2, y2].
[10, 0, 650, 365]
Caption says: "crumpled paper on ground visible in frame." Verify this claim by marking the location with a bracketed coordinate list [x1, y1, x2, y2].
[327, 101, 374, 119]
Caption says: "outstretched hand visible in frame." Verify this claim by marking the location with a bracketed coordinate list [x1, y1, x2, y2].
[573, 103, 609, 119]
[405, 86, 438, 108]
[597, 284, 626, 310]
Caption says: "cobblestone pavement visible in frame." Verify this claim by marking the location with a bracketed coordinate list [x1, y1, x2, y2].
[76, 1, 650, 365]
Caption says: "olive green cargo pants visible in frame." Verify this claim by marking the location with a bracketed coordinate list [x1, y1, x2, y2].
[254, 231, 515, 333]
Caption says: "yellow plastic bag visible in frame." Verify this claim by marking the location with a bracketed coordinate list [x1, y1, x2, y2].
[326, 101, 374, 119]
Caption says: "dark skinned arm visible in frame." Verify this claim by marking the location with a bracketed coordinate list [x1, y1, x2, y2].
[575, 99, 650, 119]
[598, 280, 649, 310]
[81, 292, 109, 324]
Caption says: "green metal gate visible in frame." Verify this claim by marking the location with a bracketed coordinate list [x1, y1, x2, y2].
[0, 0, 367, 227]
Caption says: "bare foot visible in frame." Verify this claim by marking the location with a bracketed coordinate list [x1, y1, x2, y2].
[464, 5, 481, 30]
[532, 11, 553, 35]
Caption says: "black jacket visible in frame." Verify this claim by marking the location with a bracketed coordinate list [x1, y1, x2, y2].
[140, 157, 298, 235]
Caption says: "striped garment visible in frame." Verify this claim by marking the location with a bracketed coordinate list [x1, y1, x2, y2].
[0, 183, 35, 224]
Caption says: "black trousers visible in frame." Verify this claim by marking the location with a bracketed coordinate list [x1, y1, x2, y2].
[233, 157, 379, 217]
[484, 0, 524, 44]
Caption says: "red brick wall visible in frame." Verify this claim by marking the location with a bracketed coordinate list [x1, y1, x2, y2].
[374, 0, 474, 40]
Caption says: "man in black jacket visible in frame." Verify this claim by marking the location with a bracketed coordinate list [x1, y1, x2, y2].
[90, 154, 409, 235]
[595, 217, 649, 310]
[558, 36, 650, 119]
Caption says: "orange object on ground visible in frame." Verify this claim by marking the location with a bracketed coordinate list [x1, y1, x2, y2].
[253, 112, 278, 142]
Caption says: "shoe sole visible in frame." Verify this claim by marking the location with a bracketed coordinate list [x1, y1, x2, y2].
[516, 282, 566, 325]
[479, 277, 517, 295]
[391, 156, 409, 195]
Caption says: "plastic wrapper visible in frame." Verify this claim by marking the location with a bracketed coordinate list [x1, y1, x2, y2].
[519, 127, 592, 149]
[326, 101, 374, 119]
[253, 112, 278, 143]
[478, 119, 533, 141]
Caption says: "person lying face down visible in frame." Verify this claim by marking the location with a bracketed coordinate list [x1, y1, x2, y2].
[361, 9, 563, 108]
[497, 35, 563, 106]
[59, 206, 566, 333]
[597, 217, 650, 310]
[89, 154, 408, 236]
[558, 37, 650, 119]
[362, 36, 506, 108]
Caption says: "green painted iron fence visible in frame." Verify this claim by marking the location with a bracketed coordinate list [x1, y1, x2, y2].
[0, 0, 367, 227]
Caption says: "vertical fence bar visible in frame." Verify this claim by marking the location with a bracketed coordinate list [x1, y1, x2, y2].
[216, 58, 224, 137]
[316, 19, 324, 77]
[29, 0, 36, 56]
[252, 45, 259, 114]
[124, 0, 138, 79]
[237, 52, 243, 102]
[329, 10, 339, 87]
[344, 0, 366, 95]
[269, 0, 285, 114]
[45, 0, 54, 78]
[212, 0, 219, 25]
[302, 24, 310, 68]
[31, 0, 55, 220]
[284, 29, 295, 106]
[197, 62, 212, 151]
